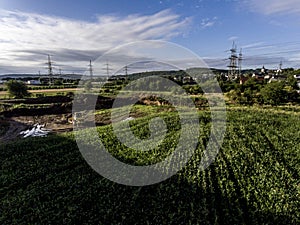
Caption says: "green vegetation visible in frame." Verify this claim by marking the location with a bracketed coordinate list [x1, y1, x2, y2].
[1, 108, 299, 224]
[225, 79, 299, 106]
[0, 69, 299, 223]
[260, 82, 286, 106]
[0, 118, 9, 136]
[6, 80, 30, 98]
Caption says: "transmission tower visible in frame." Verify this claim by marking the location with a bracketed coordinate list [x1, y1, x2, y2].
[279, 61, 282, 70]
[227, 42, 238, 80]
[238, 48, 243, 77]
[276, 60, 283, 75]
[88, 60, 93, 79]
[46, 54, 54, 85]
[103, 61, 113, 79]
[124, 65, 128, 76]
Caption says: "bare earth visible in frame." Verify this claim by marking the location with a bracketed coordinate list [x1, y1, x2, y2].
[0, 114, 74, 142]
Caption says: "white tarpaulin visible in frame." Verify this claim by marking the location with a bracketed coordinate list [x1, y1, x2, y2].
[20, 124, 51, 138]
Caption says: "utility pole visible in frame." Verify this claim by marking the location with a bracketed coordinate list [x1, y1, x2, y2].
[227, 42, 238, 80]
[46, 54, 54, 85]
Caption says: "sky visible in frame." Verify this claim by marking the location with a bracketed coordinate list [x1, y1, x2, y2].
[0, 0, 300, 74]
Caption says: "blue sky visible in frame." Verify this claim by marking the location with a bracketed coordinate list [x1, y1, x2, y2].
[0, 0, 300, 74]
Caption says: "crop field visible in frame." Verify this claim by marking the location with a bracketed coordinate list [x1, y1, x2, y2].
[0, 107, 299, 224]
[0, 88, 80, 99]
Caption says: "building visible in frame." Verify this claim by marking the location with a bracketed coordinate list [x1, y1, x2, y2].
[27, 80, 41, 85]
[250, 66, 268, 83]
[239, 75, 249, 85]
[294, 74, 300, 89]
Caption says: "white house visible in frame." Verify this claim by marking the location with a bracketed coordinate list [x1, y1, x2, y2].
[27, 80, 41, 85]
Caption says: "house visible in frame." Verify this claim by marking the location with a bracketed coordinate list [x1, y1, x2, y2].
[294, 75, 300, 89]
[294, 74, 300, 80]
[240, 75, 249, 84]
[27, 80, 41, 85]
[250, 65, 269, 83]
[252, 73, 265, 83]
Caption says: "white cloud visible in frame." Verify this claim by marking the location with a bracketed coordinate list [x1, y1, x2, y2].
[0, 9, 191, 74]
[200, 17, 218, 29]
[244, 0, 300, 15]
[241, 42, 265, 49]
[289, 53, 300, 62]
[228, 36, 239, 41]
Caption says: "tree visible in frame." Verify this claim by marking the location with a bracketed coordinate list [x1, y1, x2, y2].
[242, 77, 260, 92]
[6, 80, 30, 98]
[286, 74, 298, 90]
[260, 82, 286, 106]
[226, 89, 243, 104]
[284, 85, 299, 102]
[54, 79, 63, 86]
[239, 78, 262, 105]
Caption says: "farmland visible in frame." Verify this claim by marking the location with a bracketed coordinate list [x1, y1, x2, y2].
[2, 0, 300, 223]
[0, 88, 81, 99]
[0, 106, 299, 224]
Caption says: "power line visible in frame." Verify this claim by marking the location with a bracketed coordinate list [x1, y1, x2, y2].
[243, 49, 300, 58]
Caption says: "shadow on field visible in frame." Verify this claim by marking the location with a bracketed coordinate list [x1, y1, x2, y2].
[0, 134, 297, 225]
[0, 119, 29, 142]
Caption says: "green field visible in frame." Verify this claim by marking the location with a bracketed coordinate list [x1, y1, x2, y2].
[0, 107, 299, 224]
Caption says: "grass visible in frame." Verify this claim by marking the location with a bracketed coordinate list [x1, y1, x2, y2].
[0, 119, 9, 136]
[0, 88, 78, 99]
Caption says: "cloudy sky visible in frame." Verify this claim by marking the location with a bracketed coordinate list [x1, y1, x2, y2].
[0, 0, 300, 74]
